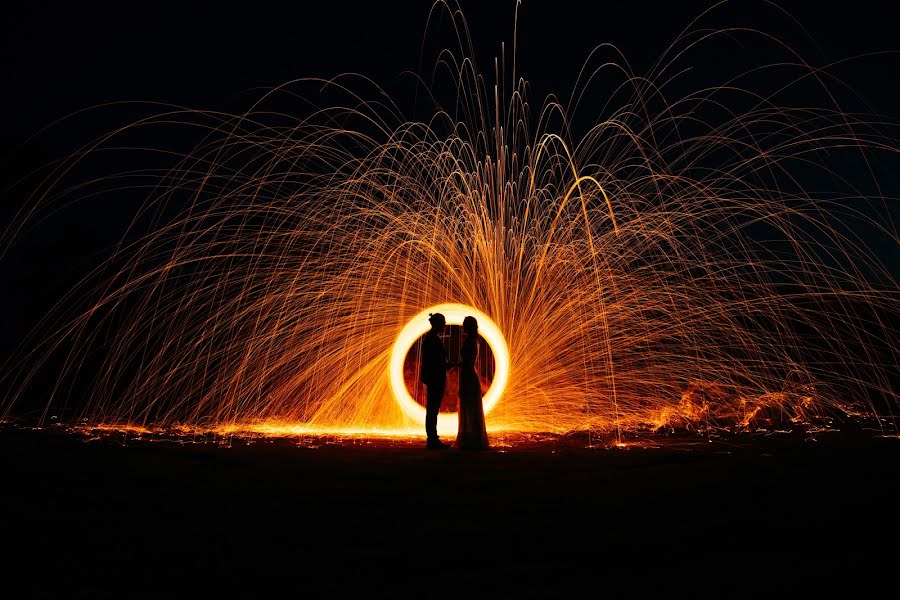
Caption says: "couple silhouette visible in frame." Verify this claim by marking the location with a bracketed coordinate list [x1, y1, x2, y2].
[419, 312, 489, 450]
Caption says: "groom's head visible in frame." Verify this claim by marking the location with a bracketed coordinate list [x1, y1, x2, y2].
[428, 312, 446, 334]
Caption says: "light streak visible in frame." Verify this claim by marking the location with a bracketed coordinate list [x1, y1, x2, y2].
[0, 2, 896, 438]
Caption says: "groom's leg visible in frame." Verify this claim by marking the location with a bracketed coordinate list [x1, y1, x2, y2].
[425, 383, 444, 440]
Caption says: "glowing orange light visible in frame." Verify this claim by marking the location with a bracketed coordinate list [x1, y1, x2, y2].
[0, 4, 895, 439]
[389, 304, 509, 435]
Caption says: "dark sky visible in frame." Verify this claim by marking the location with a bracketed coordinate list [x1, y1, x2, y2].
[3, 1, 899, 143]
[1, 0, 898, 357]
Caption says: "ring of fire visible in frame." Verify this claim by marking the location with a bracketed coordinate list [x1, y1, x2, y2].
[389, 303, 510, 430]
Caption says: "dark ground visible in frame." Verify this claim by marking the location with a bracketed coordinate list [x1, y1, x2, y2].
[2, 426, 898, 598]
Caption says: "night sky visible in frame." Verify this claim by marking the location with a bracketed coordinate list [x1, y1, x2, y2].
[5, 1, 899, 148]
[2, 0, 898, 359]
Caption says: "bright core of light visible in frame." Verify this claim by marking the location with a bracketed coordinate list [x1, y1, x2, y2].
[389, 303, 510, 431]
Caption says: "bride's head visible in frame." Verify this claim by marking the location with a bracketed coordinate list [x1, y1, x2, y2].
[462, 316, 478, 336]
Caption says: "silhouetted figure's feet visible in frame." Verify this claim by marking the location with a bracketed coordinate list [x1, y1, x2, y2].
[427, 439, 450, 450]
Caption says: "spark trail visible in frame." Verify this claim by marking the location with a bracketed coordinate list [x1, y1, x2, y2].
[1, 2, 897, 438]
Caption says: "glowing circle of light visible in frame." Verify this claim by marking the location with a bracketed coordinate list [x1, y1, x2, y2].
[389, 304, 509, 431]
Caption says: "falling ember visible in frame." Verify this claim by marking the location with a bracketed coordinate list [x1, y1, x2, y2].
[0, 4, 896, 438]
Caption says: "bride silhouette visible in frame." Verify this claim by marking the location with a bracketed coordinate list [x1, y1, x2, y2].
[456, 316, 489, 450]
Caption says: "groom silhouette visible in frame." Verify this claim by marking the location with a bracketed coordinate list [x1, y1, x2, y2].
[421, 312, 451, 449]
